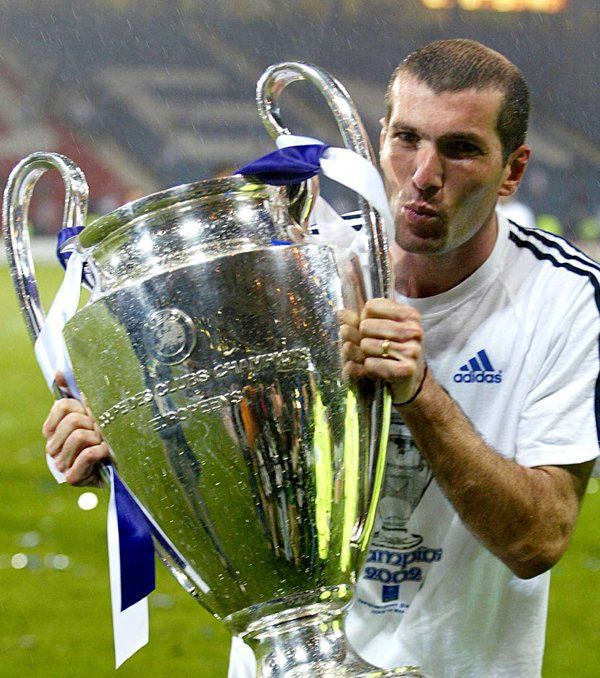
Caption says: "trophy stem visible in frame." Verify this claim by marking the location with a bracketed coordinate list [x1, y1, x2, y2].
[242, 605, 425, 677]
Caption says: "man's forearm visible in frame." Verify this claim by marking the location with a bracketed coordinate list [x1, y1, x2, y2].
[398, 371, 592, 578]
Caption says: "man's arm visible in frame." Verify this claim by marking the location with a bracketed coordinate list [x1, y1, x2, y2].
[342, 299, 594, 579]
[399, 374, 593, 578]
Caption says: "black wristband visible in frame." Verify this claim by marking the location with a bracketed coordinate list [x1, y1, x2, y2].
[393, 364, 428, 407]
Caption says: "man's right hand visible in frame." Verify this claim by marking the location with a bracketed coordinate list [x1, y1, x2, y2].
[42, 393, 110, 488]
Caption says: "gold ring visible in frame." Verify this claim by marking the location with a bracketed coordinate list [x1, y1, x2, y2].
[381, 339, 390, 359]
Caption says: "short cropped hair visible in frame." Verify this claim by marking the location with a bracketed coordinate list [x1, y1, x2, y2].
[386, 39, 529, 163]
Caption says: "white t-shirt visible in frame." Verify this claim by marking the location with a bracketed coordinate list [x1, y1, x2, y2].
[497, 198, 536, 230]
[345, 213, 600, 677]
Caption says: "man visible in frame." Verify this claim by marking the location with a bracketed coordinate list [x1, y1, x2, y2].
[43, 40, 598, 676]
[340, 39, 598, 677]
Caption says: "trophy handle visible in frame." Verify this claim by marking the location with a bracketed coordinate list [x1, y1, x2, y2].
[2, 152, 89, 345]
[256, 61, 391, 299]
[256, 63, 392, 548]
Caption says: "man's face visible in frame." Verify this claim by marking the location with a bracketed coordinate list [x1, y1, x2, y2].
[380, 75, 518, 255]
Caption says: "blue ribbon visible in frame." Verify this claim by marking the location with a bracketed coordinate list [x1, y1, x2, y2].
[113, 470, 156, 611]
[56, 226, 96, 288]
[56, 226, 84, 269]
[237, 143, 329, 185]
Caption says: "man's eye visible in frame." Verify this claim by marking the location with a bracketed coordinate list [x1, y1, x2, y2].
[443, 141, 482, 157]
[394, 131, 419, 145]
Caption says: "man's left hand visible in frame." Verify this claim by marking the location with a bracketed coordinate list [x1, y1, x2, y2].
[341, 298, 426, 405]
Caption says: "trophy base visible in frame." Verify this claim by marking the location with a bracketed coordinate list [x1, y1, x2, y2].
[238, 603, 425, 677]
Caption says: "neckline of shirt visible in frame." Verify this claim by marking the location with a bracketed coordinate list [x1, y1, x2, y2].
[394, 211, 509, 317]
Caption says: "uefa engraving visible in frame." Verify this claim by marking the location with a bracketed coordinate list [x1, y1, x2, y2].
[142, 308, 197, 365]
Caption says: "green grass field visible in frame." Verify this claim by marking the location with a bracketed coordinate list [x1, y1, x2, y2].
[0, 263, 598, 677]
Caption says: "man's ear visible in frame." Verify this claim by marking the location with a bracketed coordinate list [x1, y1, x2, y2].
[498, 144, 531, 197]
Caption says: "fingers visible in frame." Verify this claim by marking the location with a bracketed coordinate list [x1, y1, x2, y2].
[42, 395, 109, 487]
[339, 308, 366, 379]
[342, 359, 368, 381]
[46, 412, 96, 457]
[340, 321, 361, 345]
[361, 298, 420, 323]
[65, 443, 110, 487]
[49, 425, 103, 471]
[340, 302, 419, 348]
[340, 299, 426, 403]
[359, 301, 422, 358]
[360, 318, 423, 344]
[342, 338, 364, 364]
[341, 334, 368, 381]
[360, 337, 421, 364]
[358, 301, 422, 362]
[42, 398, 86, 439]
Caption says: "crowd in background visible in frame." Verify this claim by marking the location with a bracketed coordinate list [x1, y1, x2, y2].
[0, 0, 597, 247]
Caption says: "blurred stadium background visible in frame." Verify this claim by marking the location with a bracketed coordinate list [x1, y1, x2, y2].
[0, 1, 598, 676]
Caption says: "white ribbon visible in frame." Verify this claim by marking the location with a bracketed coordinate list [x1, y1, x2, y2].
[228, 637, 258, 678]
[34, 250, 85, 400]
[36, 251, 84, 483]
[34, 251, 150, 668]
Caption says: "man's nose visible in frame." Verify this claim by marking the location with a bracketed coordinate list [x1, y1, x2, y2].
[412, 145, 443, 193]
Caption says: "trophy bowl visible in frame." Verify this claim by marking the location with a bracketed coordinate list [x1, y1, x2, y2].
[65, 173, 388, 676]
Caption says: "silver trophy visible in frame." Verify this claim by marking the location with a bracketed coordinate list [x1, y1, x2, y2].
[3, 63, 422, 677]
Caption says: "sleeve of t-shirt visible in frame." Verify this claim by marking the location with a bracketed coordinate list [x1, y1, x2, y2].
[516, 274, 600, 473]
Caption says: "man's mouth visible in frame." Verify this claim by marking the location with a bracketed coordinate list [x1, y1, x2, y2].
[402, 202, 440, 227]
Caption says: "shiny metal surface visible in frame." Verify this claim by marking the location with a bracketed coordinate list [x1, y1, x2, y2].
[63, 174, 398, 675]
[1, 152, 88, 339]
[65, 183, 380, 619]
[248, 606, 424, 677]
[81, 176, 307, 295]
[256, 64, 394, 590]
[1, 152, 89, 399]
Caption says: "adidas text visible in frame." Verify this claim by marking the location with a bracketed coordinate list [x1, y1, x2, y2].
[453, 371, 502, 384]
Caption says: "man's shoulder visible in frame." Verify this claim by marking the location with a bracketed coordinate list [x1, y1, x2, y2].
[504, 219, 600, 299]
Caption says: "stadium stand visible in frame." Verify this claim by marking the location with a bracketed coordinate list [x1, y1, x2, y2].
[0, 1, 597, 241]
[0, 45, 154, 234]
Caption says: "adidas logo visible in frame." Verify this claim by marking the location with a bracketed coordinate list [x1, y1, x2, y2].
[453, 349, 502, 384]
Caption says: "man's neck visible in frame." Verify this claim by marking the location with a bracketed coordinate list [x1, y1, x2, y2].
[392, 214, 499, 298]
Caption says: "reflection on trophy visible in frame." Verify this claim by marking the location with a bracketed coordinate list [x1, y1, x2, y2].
[373, 415, 432, 550]
[3, 63, 423, 676]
